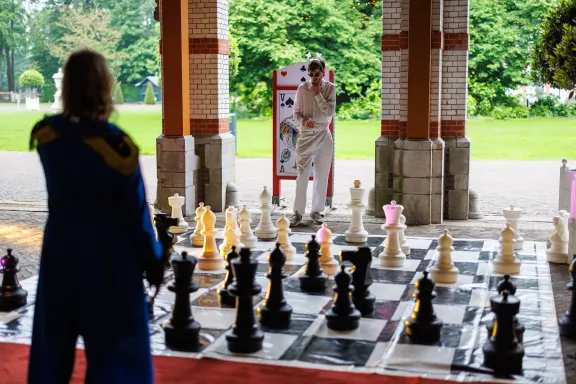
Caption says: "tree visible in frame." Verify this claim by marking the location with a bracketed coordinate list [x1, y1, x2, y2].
[0, 0, 26, 91]
[19, 70, 45, 91]
[113, 82, 124, 104]
[531, 0, 576, 91]
[229, 30, 241, 80]
[143, 82, 155, 104]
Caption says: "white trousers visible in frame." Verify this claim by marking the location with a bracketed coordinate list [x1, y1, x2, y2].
[293, 128, 334, 214]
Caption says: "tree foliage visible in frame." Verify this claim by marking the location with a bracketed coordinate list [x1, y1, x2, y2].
[19, 70, 45, 90]
[143, 82, 155, 104]
[531, 0, 576, 91]
[113, 82, 125, 104]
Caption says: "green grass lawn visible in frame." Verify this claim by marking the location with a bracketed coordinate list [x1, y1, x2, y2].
[2, 109, 575, 160]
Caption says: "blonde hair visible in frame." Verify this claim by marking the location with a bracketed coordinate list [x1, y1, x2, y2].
[61, 49, 114, 120]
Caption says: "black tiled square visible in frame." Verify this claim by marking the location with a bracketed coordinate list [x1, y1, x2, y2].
[402, 285, 472, 305]
[295, 336, 377, 366]
[259, 313, 317, 336]
[284, 276, 334, 296]
[416, 260, 432, 272]
[191, 289, 262, 308]
[453, 262, 481, 275]
[377, 320, 400, 342]
[478, 251, 493, 261]
[371, 269, 416, 284]
[257, 263, 302, 275]
[405, 248, 429, 260]
[429, 240, 483, 252]
[396, 323, 463, 348]
[463, 306, 483, 324]
[194, 273, 224, 288]
[365, 300, 401, 320]
[488, 276, 539, 291]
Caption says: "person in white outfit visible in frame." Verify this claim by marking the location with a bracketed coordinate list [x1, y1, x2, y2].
[290, 57, 336, 227]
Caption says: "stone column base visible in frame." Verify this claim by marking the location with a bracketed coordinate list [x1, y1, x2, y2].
[156, 135, 199, 217]
[443, 137, 471, 220]
[194, 132, 236, 212]
[374, 136, 397, 218]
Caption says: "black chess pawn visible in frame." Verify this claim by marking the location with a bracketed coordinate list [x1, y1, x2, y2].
[163, 251, 201, 351]
[486, 274, 525, 342]
[226, 248, 265, 353]
[403, 271, 443, 344]
[559, 258, 576, 339]
[482, 290, 524, 374]
[218, 246, 239, 306]
[0, 248, 27, 311]
[340, 248, 375, 315]
[325, 265, 361, 331]
[257, 243, 293, 328]
[299, 235, 328, 292]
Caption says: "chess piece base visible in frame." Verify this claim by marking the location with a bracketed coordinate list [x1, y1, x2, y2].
[255, 229, 277, 240]
[430, 266, 459, 284]
[226, 329, 264, 353]
[401, 244, 411, 256]
[320, 259, 339, 276]
[163, 320, 201, 352]
[486, 319, 525, 343]
[240, 236, 258, 249]
[190, 233, 204, 247]
[281, 245, 296, 260]
[378, 251, 406, 268]
[299, 274, 328, 292]
[217, 287, 236, 307]
[0, 288, 27, 311]
[325, 309, 361, 331]
[404, 317, 443, 344]
[546, 250, 568, 264]
[257, 304, 293, 328]
[492, 258, 521, 274]
[169, 224, 188, 234]
[559, 313, 576, 339]
[197, 256, 225, 271]
[482, 341, 524, 374]
[353, 293, 376, 316]
[344, 230, 368, 243]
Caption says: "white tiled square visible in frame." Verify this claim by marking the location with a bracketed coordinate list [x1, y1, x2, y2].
[255, 275, 270, 294]
[391, 301, 412, 321]
[468, 289, 489, 307]
[372, 259, 421, 272]
[405, 238, 433, 249]
[434, 304, 466, 324]
[288, 233, 316, 244]
[425, 250, 480, 262]
[384, 344, 455, 374]
[371, 283, 407, 301]
[305, 316, 387, 342]
[366, 341, 390, 367]
[458, 325, 478, 349]
[475, 262, 490, 275]
[284, 292, 332, 314]
[206, 331, 297, 359]
[258, 252, 307, 266]
[190, 307, 236, 330]
[409, 271, 475, 287]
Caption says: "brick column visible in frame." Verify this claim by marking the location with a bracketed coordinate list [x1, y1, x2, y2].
[188, 0, 235, 212]
[441, 0, 471, 220]
[155, 0, 199, 217]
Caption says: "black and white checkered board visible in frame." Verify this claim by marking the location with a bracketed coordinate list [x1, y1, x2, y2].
[0, 232, 566, 383]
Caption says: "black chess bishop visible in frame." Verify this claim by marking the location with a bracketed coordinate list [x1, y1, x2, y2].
[226, 248, 265, 353]
[404, 271, 443, 344]
[325, 265, 361, 331]
[217, 246, 239, 306]
[486, 274, 525, 342]
[559, 258, 576, 339]
[483, 290, 524, 374]
[0, 248, 27, 311]
[163, 251, 201, 352]
[257, 243, 293, 328]
[340, 248, 375, 315]
[299, 235, 328, 292]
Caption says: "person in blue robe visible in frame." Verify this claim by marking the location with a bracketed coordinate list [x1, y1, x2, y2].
[27, 49, 164, 384]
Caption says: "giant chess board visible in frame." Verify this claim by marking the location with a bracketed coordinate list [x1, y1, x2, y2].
[0, 232, 567, 383]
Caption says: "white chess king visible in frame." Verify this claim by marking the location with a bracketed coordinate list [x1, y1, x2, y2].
[317, 223, 338, 276]
[168, 193, 188, 234]
[190, 202, 206, 247]
[345, 180, 369, 243]
[492, 222, 521, 274]
[378, 201, 406, 267]
[547, 211, 569, 264]
[430, 229, 459, 284]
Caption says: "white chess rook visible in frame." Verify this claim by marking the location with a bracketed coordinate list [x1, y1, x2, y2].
[399, 214, 411, 255]
[191, 202, 206, 247]
[276, 214, 296, 260]
[317, 223, 338, 276]
[238, 205, 258, 248]
[198, 206, 225, 270]
[501, 205, 524, 250]
[168, 193, 188, 234]
[547, 211, 569, 264]
[492, 222, 521, 274]
[345, 180, 369, 243]
[378, 201, 406, 267]
[430, 229, 459, 284]
[255, 186, 277, 240]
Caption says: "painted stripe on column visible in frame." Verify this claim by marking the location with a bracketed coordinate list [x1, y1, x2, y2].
[440, 120, 466, 137]
[190, 118, 230, 135]
[189, 38, 230, 55]
[443, 33, 470, 51]
[381, 120, 400, 136]
[380, 32, 409, 51]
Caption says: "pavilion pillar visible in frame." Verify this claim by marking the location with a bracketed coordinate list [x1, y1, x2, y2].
[187, 0, 235, 212]
[156, 0, 199, 217]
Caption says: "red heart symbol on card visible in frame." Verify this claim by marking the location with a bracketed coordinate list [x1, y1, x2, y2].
[281, 71, 288, 76]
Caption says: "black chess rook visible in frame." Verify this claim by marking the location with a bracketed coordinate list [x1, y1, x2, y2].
[403, 271, 443, 344]
[163, 251, 201, 352]
[559, 258, 576, 339]
[299, 235, 328, 292]
[226, 248, 265, 353]
[340, 248, 375, 316]
[482, 290, 524, 374]
[325, 265, 361, 331]
[257, 243, 293, 328]
[486, 274, 525, 343]
[218, 246, 239, 306]
[0, 249, 27, 311]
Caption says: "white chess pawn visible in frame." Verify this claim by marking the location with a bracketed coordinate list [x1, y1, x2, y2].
[317, 223, 338, 276]
[429, 229, 459, 283]
[224, 207, 244, 250]
[255, 186, 277, 240]
[276, 214, 296, 260]
[501, 205, 524, 250]
[492, 222, 521, 274]
[399, 214, 411, 255]
[198, 206, 224, 270]
[345, 180, 369, 243]
[238, 205, 258, 248]
[226, 206, 243, 238]
[168, 193, 188, 234]
[378, 201, 406, 267]
[190, 202, 206, 247]
[547, 213, 569, 264]
[220, 224, 240, 256]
